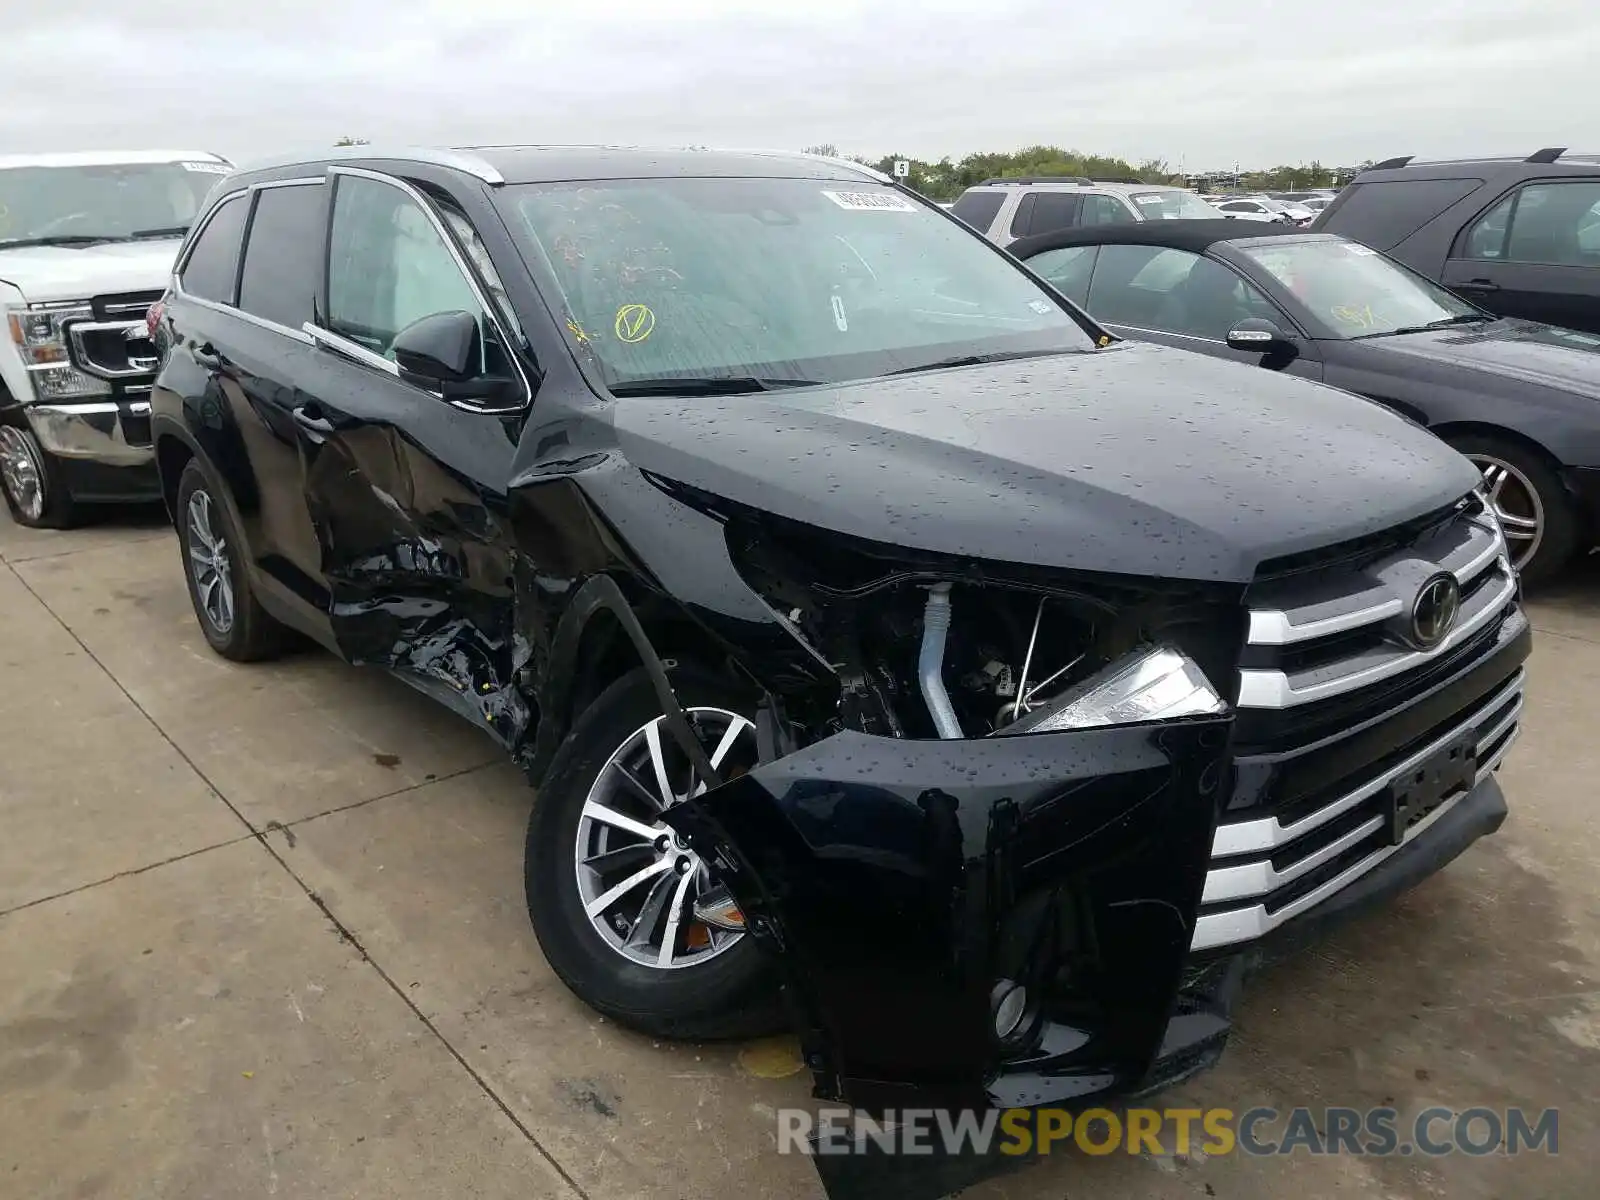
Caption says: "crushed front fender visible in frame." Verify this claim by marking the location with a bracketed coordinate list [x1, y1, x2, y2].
[665, 716, 1233, 1112]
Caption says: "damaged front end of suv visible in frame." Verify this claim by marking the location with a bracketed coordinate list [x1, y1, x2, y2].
[663, 507, 1244, 1113]
[520, 363, 1528, 1120]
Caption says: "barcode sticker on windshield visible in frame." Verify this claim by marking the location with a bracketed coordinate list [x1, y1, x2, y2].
[1133, 194, 1166, 204]
[181, 161, 230, 174]
[1345, 243, 1378, 256]
[822, 190, 918, 213]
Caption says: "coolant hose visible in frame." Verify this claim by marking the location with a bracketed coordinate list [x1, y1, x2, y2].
[919, 583, 963, 739]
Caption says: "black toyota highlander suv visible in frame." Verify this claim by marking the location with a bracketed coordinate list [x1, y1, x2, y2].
[148, 146, 1529, 1120]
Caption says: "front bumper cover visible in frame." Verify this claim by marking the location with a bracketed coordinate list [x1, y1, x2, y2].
[668, 714, 1510, 1117]
[25, 396, 154, 467]
[668, 717, 1233, 1113]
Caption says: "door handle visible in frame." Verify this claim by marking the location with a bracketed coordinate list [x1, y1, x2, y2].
[1457, 278, 1500, 293]
[292, 405, 335, 438]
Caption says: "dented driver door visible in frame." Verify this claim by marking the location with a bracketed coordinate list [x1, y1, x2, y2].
[294, 169, 529, 744]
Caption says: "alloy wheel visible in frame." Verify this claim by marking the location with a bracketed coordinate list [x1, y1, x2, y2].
[0, 426, 46, 521]
[574, 707, 756, 970]
[186, 488, 236, 634]
[1467, 454, 1544, 571]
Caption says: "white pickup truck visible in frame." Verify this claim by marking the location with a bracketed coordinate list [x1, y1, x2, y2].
[1, 150, 231, 526]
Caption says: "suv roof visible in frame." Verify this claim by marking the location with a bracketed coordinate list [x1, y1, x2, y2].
[230, 144, 891, 187]
[1357, 147, 1600, 175]
[963, 178, 1184, 193]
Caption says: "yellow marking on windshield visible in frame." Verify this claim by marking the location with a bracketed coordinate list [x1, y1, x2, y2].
[1331, 303, 1377, 328]
[615, 303, 656, 343]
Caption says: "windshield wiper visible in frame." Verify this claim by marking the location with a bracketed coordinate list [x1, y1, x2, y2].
[883, 349, 1066, 376]
[126, 226, 190, 240]
[1355, 313, 1495, 339]
[607, 375, 824, 397]
[0, 235, 112, 250]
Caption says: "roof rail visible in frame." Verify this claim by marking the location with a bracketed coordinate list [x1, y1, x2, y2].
[234, 144, 506, 184]
[978, 176, 1093, 186]
[1369, 155, 1413, 170]
[1526, 147, 1568, 163]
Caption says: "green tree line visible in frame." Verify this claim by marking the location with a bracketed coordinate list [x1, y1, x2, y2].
[804, 144, 1358, 200]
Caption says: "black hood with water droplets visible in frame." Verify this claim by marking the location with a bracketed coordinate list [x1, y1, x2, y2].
[611, 341, 1480, 584]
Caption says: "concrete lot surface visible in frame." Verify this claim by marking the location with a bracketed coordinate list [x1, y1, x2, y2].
[2, 507, 1596, 1199]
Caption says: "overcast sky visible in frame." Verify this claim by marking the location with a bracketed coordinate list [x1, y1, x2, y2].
[3, 0, 1595, 170]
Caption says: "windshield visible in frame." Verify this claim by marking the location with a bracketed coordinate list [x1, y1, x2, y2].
[0, 161, 226, 247]
[1129, 190, 1224, 220]
[500, 177, 1097, 391]
[1235, 237, 1482, 338]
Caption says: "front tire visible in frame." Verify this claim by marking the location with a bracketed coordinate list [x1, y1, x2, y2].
[1447, 433, 1580, 586]
[175, 459, 283, 660]
[0, 420, 81, 529]
[525, 667, 784, 1040]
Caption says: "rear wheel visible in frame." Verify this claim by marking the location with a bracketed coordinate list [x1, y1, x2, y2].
[175, 459, 284, 660]
[0, 420, 81, 528]
[1446, 433, 1579, 586]
[525, 667, 784, 1040]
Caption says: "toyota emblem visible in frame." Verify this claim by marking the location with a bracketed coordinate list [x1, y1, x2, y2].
[1410, 573, 1461, 649]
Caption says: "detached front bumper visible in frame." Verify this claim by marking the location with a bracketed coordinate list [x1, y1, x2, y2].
[670, 716, 1234, 1113]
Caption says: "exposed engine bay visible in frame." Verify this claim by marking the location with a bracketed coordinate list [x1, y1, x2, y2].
[723, 509, 1242, 742]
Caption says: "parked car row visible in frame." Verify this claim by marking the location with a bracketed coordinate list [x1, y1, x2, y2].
[0, 142, 1569, 1137]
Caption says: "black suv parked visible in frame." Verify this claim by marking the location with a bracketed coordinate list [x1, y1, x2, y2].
[1315, 148, 1600, 333]
[150, 146, 1529, 1119]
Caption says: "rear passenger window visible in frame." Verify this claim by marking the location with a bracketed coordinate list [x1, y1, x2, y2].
[1460, 181, 1600, 265]
[1027, 192, 1082, 236]
[237, 183, 326, 330]
[180, 194, 248, 304]
[1321, 178, 1481, 249]
[1080, 194, 1131, 226]
[950, 190, 1004, 232]
[326, 174, 489, 361]
[1009, 194, 1037, 239]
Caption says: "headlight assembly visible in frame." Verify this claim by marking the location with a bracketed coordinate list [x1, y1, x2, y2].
[5, 302, 109, 399]
[999, 645, 1226, 735]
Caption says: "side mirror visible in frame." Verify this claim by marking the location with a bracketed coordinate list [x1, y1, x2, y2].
[1226, 317, 1295, 354]
[391, 309, 519, 405]
[391, 309, 480, 386]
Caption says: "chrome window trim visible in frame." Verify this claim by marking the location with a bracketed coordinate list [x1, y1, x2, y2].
[174, 289, 313, 345]
[1211, 666, 1524, 858]
[1237, 563, 1516, 708]
[1190, 722, 1520, 951]
[302, 322, 399, 375]
[320, 165, 531, 414]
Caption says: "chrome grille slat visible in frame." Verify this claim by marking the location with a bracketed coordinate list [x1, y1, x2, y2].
[1238, 563, 1516, 709]
[1214, 668, 1523, 856]
[1245, 516, 1502, 649]
[1200, 504, 1526, 953]
[1192, 720, 1521, 951]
